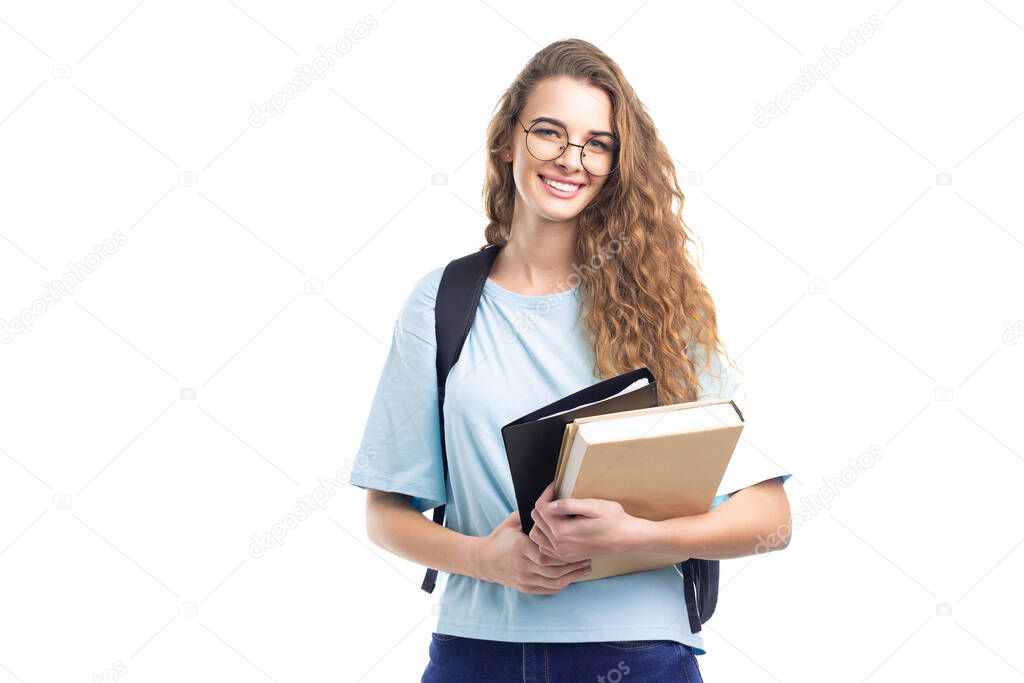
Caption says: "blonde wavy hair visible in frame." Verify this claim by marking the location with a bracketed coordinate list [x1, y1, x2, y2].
[481, 38, 737, 404]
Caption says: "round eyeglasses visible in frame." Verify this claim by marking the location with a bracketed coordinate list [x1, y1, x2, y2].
[515, 117, 619, 177]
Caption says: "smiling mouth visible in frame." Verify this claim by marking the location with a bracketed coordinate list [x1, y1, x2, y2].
[539, 174, 585, 194]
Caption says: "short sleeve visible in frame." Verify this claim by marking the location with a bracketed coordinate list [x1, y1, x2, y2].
[694, 346, 792, 510]
[348, 267, 447, 513]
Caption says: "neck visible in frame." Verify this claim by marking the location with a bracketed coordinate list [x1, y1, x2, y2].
[492, 208, 578, 295]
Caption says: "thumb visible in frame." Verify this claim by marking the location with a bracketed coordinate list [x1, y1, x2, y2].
[504, 509, 520, 526]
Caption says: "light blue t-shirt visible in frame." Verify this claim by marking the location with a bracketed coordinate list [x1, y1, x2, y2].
[350, 264, 791, 656]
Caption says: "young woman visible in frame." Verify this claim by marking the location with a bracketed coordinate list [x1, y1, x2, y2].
[352, 38, 793, 682]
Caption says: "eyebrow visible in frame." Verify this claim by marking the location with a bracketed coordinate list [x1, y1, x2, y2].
[529, 116, 615, 138]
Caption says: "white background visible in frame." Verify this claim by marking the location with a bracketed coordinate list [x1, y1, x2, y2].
[1, 1, 1022, 681]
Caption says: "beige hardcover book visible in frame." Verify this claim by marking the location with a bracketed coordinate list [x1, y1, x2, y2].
[552, 398, 744, 582]
[552, 421, 577, 495]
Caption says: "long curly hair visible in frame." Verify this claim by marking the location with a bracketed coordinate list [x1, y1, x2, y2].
[481, 38, 737, 404]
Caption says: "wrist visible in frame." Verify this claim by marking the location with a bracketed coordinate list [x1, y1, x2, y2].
[653, 515, 704, 556]
[626, 515, 660, 553]
[627, 515, 686, 555]
[464, 534, 488, 581]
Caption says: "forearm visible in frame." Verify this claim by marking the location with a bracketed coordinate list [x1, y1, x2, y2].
[631, 478, 792, 560]
[365, 491, 483, 580]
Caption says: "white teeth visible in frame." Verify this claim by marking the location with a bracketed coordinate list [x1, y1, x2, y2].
[542, 176, 581, 192]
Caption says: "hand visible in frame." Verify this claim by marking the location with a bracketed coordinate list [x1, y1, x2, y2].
[472, 510, 593, 594]
[529, 482, 647, 564]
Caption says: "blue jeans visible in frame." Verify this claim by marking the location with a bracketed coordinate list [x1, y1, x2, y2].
[421, 633, 703, 682]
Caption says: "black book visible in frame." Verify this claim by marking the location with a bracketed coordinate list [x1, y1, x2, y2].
[500, 367, 659, 535]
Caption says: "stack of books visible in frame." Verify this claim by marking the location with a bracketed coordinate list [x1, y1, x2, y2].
[501, 368, 744, 580]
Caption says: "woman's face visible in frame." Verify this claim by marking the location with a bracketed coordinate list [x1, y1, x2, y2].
[506, 76, 614, 224]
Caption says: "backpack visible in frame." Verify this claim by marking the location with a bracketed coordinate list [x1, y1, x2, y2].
[418, 244, 719, 634]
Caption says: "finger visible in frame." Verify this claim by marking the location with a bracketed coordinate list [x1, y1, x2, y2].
[558, 562, 594, 584]
[525, 558, 572, 579]
[546, 558, 592, 579]
[538, 543, 584, 564]
[520, 541, 551, 569]
[526, 561, 592, 590]
[523, 543, 589, 578]
[534, 481, 555, 508]
[524, 572, 573, 591]
[530, 507, 556, 542]
[530, 509, 558, 553]
[528, 528, 552, 557]
[519, 531, 568, 573]
[538, 544, 565, 560]
[547, 497, 599, 518]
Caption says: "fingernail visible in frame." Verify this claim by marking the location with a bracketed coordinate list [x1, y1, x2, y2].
[583, 568, 592, 575]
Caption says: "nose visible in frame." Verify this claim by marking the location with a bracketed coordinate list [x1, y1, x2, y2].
[555, 143, 585, 175]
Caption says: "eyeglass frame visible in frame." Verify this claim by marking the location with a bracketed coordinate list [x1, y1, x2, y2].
[514, 116, 620, 177]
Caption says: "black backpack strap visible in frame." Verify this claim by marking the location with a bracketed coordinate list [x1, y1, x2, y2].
[421, 244, 502, 593]
[677, 558, 721, 632]
[694, 557, 720, 624]
[678, 560, 702, 633]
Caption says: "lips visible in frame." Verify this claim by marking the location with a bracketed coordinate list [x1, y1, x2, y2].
[538, 174, 585, 199]
[539, 174, 585, 189]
